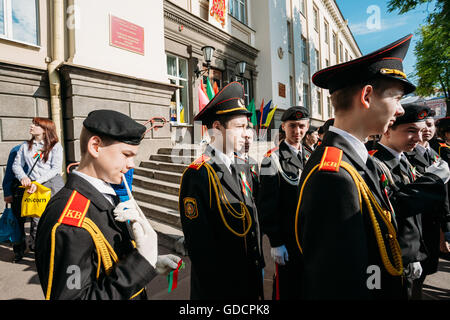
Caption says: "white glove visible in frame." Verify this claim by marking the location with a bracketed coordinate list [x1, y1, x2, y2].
[425, 160, 450, 184]
[271, 245, 289, 266]
[114, 200, 158, 267]
[155, 254, 181, 275]
[406, 262, 423, 280]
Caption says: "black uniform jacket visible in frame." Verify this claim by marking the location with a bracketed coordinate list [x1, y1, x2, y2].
[258, 140, 305, 255]
[35, 173, 156, 300]
[297, 131, 405, 300]
[406, 147, 450, 273]
[372, 143, 447, 265]
[179, 145, 264, 300]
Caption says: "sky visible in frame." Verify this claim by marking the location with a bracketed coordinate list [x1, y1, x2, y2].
[335, 0, 437, 86]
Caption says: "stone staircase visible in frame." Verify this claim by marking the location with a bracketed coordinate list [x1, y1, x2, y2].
[132, 146, 201, 254]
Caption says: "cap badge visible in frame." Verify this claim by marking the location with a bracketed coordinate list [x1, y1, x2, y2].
[296, 111, 303, 119]
[418, 111, 427, 120]
[380, 68, 407, 79]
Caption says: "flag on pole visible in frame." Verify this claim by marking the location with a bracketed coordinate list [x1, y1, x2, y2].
[200, 80, 207, 96]
[264, 105, 278, 127]
[260, 100, 272, 126]
[179, 104, 185, 123]
[246, 98, 257, 127]
[213, 81, 219, 95]
[198, 83, 210, 112]
[258, 99, 265, 128]
[206, 77, 215, 100]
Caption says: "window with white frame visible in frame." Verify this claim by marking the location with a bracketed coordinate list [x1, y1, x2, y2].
[324, 20, 329, 44]
[317, 90, 322, 115]
[301, 36, 308, 64]
[229, 0, 247, 25]
[313, 6, 319, 31]
[0, 0, 39, 46]
[315, 49, 320, 71]
[167, 54, 189, 124]
[303, 83, 309, 111]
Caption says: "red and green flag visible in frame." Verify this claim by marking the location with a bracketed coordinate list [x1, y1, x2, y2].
[167, 260, 185, 293]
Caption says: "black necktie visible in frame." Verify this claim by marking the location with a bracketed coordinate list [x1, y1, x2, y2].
[424, 149, 431, 165]
[400, 155, 414, 182]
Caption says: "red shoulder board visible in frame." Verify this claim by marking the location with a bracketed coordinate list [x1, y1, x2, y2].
[439, 142, 450, 148]
[368, 150, 378, 156]
[188, 155, 210, 170]
[58, 191, 90, 227]
[264, 147, 279, 157]
[319, 147, 343, 172]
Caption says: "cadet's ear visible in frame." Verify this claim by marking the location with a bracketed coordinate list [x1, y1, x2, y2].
[87, 136, 102, 158]
[360, 85, 374, 109]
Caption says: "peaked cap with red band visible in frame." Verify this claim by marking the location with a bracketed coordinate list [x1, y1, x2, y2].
[312, 34, 416, 94]
[194, 81, 251, 125]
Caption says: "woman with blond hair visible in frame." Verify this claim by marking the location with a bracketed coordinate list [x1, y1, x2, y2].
[11, 117, 64, 262]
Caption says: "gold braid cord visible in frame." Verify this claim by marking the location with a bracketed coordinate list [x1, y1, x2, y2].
[203, 162, 252, 237]
[294, 161, 403, 277]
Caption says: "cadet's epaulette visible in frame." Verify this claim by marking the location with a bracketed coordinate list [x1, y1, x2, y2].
[368, 149, 378, 156]
[188, 154, 211, 170]
[439, 142, 450, 149]
[58, 191, 90, 227]
[264, 147, 279, 158]
[318, 146, 343, 172]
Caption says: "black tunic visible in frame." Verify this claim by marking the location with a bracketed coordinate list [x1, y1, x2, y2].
[35, 173, 156, 300]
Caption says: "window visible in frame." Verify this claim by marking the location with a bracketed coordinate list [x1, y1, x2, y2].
[339, 41, 343, 63]
[327, 96, 332, 117]
[317, 90, 322, 115]
[325, 58, 329, 67]
[332, 32, 337, 54]
[289, 76, 295, 106]
[301, 36, 308, 64]
[0, 0, 39, 46]
[315, 49, 320, 71]
[300, 0, 306, 15]
[287, 20, 292, 52]
[167, 54, 189, 124]
[229, 0, 247, 24]
[303, 83, 309, 111]
[313, 6, 319, 31]
[324, 20, 329, 44]
[242, 78, 250, 106]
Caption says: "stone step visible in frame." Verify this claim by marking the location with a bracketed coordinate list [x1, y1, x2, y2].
[149, 154, 195, 165]
[136, 200, 181, 229]
[133, 167, 182, 185]
[132, 186, 179, 211]
[133, 175, 180, 196]
[146, 218, 185, 255]
[140, 160, 188, 174]
[157, 147, 199, 157]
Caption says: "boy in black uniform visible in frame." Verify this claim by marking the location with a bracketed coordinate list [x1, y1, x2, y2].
[36, 110, 180, 300]
[370, 103, 450, 299]
[258, 106, 309, 299]
[296, 35, 418, 300]
[303, 126, 319, 162]
[405, 106, 450, 299]
[179, 82, 264, 300]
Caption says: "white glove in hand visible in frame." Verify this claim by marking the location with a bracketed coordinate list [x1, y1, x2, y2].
[271, 245, 289, 266]
[155, 254, 181, 275]
[114, 200, 158, 267]
[407, 262, 423, 280]
[425, 160, 450, 184]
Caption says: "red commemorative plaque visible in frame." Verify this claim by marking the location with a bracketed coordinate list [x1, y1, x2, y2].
[110, 15, 145, 55]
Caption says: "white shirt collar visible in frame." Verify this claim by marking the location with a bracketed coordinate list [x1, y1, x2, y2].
[415, 143, 426, 155]
[210, 145, 233, 173]
[329, 126, 368, 163]
[72, 169, 117, 204]
[378, 142, 403, 162]
[284, 140, 302, 156]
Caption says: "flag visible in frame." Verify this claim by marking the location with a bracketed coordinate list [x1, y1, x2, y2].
[200, 81, 207, 96]
[206, 77, 215, 100]
[198, 83, 210, 112]
[179, 104, 185, 123]
[259, 99, 265, 127]
[264, 105, 278, 127]
[247, 98, 257, 127]
[213, 81, 219, 95]
[260, 100, 272, 126]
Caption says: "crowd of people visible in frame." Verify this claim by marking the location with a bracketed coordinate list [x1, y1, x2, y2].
[1, 33, 449, 300]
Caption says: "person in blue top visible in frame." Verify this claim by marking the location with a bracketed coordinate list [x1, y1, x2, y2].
[2, 145, 27, 205]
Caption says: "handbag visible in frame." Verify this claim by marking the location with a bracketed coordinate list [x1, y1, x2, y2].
[20, 182, 51, 218]
[0, 204, 22, 243]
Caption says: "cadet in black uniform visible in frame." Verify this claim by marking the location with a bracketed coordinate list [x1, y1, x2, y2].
[371, 103, 450, 299]
[179, 82, 264, 300]
[36, 110, 180, 300]
[303, 126, 319, 163]
[405, 108, 450, 299]
[257, 106, 309, 300]
[296, 35, 418, 300]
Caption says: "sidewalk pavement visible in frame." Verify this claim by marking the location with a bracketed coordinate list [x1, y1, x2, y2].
[0, 234, 449, 300]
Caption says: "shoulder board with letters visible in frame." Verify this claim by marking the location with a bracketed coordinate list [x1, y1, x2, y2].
[188, 155, 211, 170]
[58, 191, 90, 227]
[368, 149, 378, 156]
[318, 146, 343, 172]
[439, 142, 450, 149]
[264, 147, 279, 158]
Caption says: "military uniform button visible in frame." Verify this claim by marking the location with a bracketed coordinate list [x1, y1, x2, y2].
[255, 260, 259, 266]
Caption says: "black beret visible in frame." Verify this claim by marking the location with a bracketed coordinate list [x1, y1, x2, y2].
[312, 34, 416, 94]
[436, 117, 450, 129]
[281, 106, 309, 122]
[194, 82, 251, 125]
[318, 118, 335, 135]
[394, 103, 431, 126]
[306, 126, 318, 134]
[83, 109, 146, 145]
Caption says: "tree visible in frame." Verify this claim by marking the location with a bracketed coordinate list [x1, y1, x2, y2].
[388, 0, 450, 113]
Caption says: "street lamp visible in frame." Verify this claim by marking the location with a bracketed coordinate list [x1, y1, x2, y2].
[194, 46, 216, 78]
[235, 61, 247, 83]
